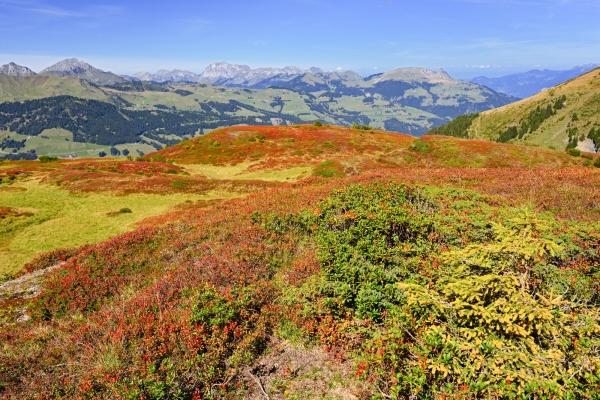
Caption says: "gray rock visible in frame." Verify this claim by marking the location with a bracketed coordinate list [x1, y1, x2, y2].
[0, 62, 37, 77]
[134, 69, 202, 83]
[133, 62, 336, 87]
[39, 58, 127, 86]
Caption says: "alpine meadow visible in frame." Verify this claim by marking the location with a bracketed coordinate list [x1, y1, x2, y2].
[1, 0, 600, 399]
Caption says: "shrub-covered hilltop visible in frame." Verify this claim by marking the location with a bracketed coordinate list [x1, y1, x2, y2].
[2, 125, 600, 399]
[426, 67, 600, 151]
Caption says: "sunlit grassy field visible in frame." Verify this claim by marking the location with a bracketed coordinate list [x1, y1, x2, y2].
[0, 177, 223, 275]
[0, 129, 157, 160]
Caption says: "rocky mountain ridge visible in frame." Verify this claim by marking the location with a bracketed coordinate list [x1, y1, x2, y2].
[39, 58, 96, 75]
[133, 62, 454, 88]
[134, 69, 201, 83]
[0, 62, 37, 77]
[135, 62, 321, 86]
[37, 58, 130, 86]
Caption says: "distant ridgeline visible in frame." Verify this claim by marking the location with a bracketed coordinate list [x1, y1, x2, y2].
[0, 64, 521, 158]
[0, 96, 303, 150]
[274, 74, 516, 135]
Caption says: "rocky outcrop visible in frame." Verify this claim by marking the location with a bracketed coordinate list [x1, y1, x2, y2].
[0, 62, 37, 77]
[134, 69, 201, 83]
[39, 58, 127, 86]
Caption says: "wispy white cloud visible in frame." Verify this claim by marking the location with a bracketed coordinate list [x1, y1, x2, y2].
[0, 0, 87, 17]
[0, 1, 125, 19]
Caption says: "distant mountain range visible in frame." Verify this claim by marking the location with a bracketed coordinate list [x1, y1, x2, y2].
[470, 64, 600, 99]
[0, 58, 135, 86]
[0, 61, 516, 142]
[2, 59, 598, 97]
[1, 57, 597, 160]
[134, 62, 325, 87]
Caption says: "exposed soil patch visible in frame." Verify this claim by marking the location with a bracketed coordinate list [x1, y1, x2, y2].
[0, 262, 63, 325]
[241, 339, 373, 399]
[0, 186, 27, 192]
[0, 206, 33, 219]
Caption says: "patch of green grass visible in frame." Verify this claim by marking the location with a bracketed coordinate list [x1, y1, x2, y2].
[0, 129, 157, 159]
[312, 160, 345, 178]
[0, 179, 212, 275]
[183, 162, 310, 182]
[0, 75, 110, 104]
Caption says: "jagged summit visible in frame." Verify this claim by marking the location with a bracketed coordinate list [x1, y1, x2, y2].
[134, 62, 321, 85]
[200, 61, 252, 82]
[199, 62, 305, 86]
[40, 58, 96, 75]
[0, 62, 37, 77]
[376, 67, 453, 82]
[134, 69, 201, 83]
[38, 58, 127, 86]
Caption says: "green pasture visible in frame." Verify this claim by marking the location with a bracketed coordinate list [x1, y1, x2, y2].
[0, 178, 220, 275]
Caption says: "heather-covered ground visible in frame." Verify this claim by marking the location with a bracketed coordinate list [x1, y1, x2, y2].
[2, 125, 600, 398]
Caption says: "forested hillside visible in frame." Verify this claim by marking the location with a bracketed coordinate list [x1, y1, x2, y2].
[0, 96, 303, 153]
[0, 70, 518, 160]
[426, 67, 600, 151]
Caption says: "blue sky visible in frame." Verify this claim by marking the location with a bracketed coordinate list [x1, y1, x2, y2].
[0, 0, 598, 79]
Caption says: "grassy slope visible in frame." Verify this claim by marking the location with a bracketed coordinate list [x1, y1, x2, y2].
[0, 75, 109, 103]
[0, 77, 436, 132]
[0, 129, 156, 159]
[2, 125, 600, 398]
[0, 124, 588, 275]
[148, 124, 588, 171]
[112, 84, 441, 130]
[467, 67, 600, 149]
[0, 179, 211, 275]
[0, 157, 274, 275]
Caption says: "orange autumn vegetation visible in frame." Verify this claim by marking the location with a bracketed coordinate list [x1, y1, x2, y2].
[40, 160, 280, 195]
[3, 166, 600, 397]
[2, 124, 600, 398]
[146, 124, 588, 172]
